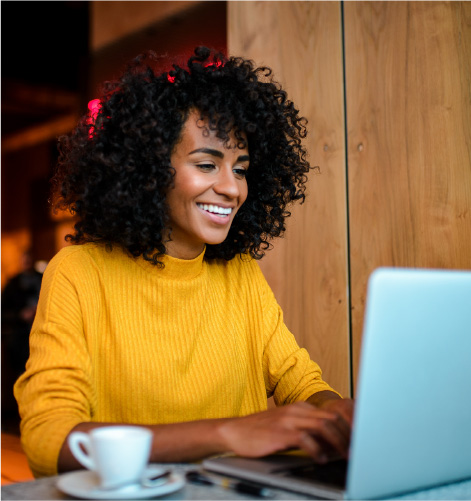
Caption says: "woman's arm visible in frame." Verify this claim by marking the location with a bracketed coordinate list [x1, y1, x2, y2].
[58, 397, 353, 472]
[58, 419, 227, 472]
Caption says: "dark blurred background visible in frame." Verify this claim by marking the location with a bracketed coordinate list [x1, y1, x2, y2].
[1, 0, 227, 432]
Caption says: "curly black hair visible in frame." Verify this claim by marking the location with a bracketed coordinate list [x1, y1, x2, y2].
[54, 46, 312, 264]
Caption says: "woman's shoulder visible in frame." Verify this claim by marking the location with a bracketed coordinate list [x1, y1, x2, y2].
[209, 252, 257, 271]
[48, 242, 98, 262]
[208, 253, 268, 287]
[44, 242, 117, 276]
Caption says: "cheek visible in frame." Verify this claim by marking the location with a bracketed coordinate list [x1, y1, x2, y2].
[170, 174, 206, 205]
[240, 181, 249, 205]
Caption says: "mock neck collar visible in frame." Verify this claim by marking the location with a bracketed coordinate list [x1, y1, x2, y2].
[135, 247, 206, 280]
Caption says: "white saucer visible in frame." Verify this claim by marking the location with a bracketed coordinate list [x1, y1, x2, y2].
[56, 466, 185, 499]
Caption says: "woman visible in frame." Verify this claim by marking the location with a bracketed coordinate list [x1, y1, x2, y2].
[15, 47, 353, 478]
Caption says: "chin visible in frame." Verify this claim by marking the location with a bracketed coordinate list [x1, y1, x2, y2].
[202, 233, 230, 246]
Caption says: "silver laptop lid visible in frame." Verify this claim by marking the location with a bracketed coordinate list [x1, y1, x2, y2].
[347, 268, 471, 499]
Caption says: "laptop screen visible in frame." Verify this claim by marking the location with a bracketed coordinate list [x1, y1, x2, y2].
[347, 268, 471, 499]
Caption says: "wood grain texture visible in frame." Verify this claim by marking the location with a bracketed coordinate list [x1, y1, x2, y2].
[229, 2, 350, 396]
[344, 2, 471, 385]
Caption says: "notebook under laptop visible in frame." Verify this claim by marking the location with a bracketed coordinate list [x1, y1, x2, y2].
[204, 268, 471, 499]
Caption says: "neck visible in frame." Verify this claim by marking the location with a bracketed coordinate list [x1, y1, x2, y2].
[164, 241, 206, 260]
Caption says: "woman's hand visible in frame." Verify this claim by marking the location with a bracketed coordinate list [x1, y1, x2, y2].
[59, 396, 354, 471]
[216, 399, 353, 463]
[315, 397, 354, 427]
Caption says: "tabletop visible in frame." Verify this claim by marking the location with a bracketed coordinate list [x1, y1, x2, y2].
[2, 463, 471, 500]
[0, 463, 308, 501]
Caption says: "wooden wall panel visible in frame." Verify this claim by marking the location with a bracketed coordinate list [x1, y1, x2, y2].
[229, 2, 350, 396]
[344, 2, 471, 384]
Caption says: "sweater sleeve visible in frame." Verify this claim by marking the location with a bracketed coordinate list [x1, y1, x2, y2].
[249, 261, 341, 405]
[14, 248, 96, 478]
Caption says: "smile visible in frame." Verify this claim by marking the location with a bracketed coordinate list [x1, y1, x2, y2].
[197, 203, 233, 217]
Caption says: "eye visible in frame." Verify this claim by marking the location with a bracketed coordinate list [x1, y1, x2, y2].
[233, 168, 248, 178]
[197, 163, 215, 171]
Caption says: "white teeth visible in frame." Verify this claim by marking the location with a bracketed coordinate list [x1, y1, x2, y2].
[197, 203, 232, 216]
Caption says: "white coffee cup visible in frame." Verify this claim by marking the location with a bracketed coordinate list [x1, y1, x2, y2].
[68, 426, 155, 489]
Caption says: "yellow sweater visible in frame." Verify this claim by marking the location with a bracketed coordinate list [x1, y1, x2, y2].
[14, 243, 336, 477]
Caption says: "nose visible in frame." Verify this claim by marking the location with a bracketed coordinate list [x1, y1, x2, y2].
[213, 165, 241, 199]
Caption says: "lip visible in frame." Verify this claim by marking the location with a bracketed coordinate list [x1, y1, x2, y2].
[196, 203, 234, 225]
[196, 202, 235, 209]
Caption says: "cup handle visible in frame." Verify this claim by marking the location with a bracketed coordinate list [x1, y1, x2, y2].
[68, 432, 96, 471]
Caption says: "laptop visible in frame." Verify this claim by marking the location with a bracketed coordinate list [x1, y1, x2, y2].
[204, 268, 471, 499]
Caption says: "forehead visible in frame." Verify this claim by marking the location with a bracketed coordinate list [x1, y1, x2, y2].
[176, 109, 248, 153]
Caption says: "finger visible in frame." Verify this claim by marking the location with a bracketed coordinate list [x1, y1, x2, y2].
[279, 402, 346, 422]
[310, 405, 352, 444]
[307, 418, 350, 459]
[291, 402, 352, 438]
[332, 400, 355, 427]
[320, 399, 355, 427]
[297, 431, 329, 463]
[309, 435, 346, 461]
[327, 412, 351, 443]
[288, 414, 350, 458]
[274, 413, 350, 459]
[281, 411, 351, 444]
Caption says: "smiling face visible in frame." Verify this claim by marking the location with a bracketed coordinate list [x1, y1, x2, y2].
[165, 110, 249, 259]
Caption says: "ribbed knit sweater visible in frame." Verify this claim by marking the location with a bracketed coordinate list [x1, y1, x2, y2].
[14, 243, 337, 477]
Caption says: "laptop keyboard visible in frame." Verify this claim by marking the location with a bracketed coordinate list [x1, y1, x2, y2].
[284, 459, 348, 489]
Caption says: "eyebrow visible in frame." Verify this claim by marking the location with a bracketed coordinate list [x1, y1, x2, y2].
[189, 148, 250, 163]
[189, 147, 224, 158]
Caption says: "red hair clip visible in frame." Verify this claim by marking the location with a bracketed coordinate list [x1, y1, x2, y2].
[88, 99, 101, 119]
[167, 60, 223, 84]
[203, 60, 223, 69]
[87, 99, 101, 138]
